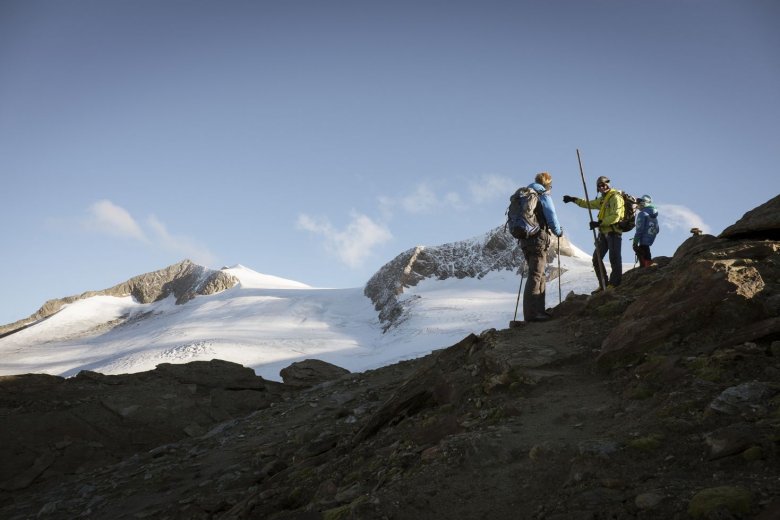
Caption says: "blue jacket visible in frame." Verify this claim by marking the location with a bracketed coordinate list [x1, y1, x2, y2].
[634, 204, 659, 246]
[529, 182, 563, 237]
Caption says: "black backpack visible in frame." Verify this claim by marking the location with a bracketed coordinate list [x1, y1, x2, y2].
[505, 187, 542, 239]
[617, 191, 639, 232]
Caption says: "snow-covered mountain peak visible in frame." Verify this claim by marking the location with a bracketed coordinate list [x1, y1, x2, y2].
[0, 259, 238, 337]
[222, 265, 312, 290]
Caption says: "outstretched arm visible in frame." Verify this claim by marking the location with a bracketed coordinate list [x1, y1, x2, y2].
[574, 197, 601, 210]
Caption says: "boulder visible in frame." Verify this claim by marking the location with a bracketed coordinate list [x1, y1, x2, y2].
[708, 381, 779, 416]
[154, 359, 269, 390]
[688, 486, 752, 518]
[598, 238, 780, 368]
[704, 423, 760, 459]
[720, 194, 780, 240]
[280, 359, 350, 387]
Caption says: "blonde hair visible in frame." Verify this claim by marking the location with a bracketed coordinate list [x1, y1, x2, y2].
[535, 172, 552, 190]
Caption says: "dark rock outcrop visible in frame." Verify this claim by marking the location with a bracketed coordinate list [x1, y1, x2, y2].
[279, 359, 351, 387]
[0, 360, 287, 493]
[597, 238, 780, 368]
[0, 260, 238, 337]
[720, 194, 780, 240]
[594, 192, 780, 369]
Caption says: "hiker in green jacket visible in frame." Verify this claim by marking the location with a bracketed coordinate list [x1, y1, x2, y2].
[563, 176, 625, 289]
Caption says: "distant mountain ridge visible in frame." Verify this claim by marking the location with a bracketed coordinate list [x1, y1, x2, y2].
[0, 260, 237, 337]
[364, 226, 579, 330]
[2, 226, 581, 338]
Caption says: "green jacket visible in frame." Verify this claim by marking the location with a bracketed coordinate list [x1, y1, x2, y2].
[575, 188, 625, 234]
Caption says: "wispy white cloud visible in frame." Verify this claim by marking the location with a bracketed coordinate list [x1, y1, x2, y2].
[443, 191, 463, 207]
[84, 200, 148, 242]
[468, 174, 515, 204]
[380, 182, 465, 218]
[379, 176, 514, 220]
[656, 204, 711, 234]
[297, 212, 393, 268]
[147, 215, 217, 266]
[400, 184, 439, 213]
[323, 176, 516, 266]
[81, 200, 216, 265]
[378, 195, 396, 220]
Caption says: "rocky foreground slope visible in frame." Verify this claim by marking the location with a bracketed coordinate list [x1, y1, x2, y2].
[1, 196, 779, 519]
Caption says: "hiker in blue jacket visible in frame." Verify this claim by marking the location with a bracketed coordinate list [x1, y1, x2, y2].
[632, 194, 659, 267]
[519, 172, 563, 322]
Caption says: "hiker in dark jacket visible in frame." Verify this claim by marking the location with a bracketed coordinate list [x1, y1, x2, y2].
[562, 175, 624, 290]
[520, 172, 563, 322]
[633, 194, 659, 267]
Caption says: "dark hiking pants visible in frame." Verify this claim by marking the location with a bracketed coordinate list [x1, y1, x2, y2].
[633, 244, 652, 267]
[520, 231, 551, 320]
[593, 232, 622, 287]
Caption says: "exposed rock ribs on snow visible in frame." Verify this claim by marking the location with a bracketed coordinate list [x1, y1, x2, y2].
[0, 260, 238, 337]
[364, 226, 577, 330]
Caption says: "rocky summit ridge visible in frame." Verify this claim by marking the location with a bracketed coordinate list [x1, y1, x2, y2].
[0, 260, 238, 338]
[1, 195, 779, 519]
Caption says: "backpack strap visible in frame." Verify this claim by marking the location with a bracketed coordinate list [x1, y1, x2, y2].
[533, 189, 549, 230]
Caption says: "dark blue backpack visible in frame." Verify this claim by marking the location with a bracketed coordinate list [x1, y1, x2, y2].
[505, 187, 541, 239]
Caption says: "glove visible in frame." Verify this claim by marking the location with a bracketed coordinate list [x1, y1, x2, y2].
[589, 220, 601, 230]
[562, 195, 576, 203]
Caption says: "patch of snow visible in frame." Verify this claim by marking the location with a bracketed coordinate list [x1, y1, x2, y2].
[224, 265, 312, 289]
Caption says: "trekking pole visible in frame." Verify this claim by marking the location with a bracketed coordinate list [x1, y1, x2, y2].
[576, 149, 608, 291]
[557, 235, 562, 304]
[512, 263, 525, 323]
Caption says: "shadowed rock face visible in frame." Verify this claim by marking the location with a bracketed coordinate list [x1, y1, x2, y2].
[596, 237, 780, 368]
[720, 194, 780, 240]
[0, 260, 238, 337]
[280, 359, 351, 387]
[364, 226, 577, 330]
[595, 192, 780, 368]
[0, 360, 289, 493]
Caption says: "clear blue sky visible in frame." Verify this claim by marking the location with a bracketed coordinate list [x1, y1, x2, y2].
[1, 0, 778, 325]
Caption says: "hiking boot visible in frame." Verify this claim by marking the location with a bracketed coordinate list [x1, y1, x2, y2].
[591, 284, 615, 295]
